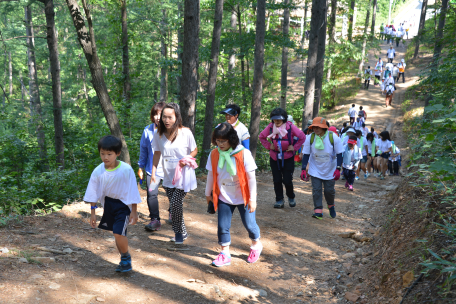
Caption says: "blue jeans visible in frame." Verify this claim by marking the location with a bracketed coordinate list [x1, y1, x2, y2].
[217, 200, 260, 246]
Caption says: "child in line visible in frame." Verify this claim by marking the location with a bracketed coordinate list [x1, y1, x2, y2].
[366, 133, 378, 177]
[388, 140, 401, 176]
[342, 136, 363, 191]
[375, 131, 393, 180]
[84, 135, 141, 273]
[355, 130, 369, 180]
[206, 123, 262, 267]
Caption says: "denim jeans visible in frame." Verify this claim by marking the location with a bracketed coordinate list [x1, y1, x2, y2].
[146, 174, 162, 220]
[217, 200, 260, 246]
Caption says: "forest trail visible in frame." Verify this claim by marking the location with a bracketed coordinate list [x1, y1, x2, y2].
[0, 42, 421, 304]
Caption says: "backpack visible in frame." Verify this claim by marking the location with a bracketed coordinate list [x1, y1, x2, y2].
[386, 85, 394, 96]
[384, 70, 391, 78]
[358, 110, 365, 118]
[364, 70, 371, 80]
[269, 124, 298, 155]
[310, 131, 335, 151]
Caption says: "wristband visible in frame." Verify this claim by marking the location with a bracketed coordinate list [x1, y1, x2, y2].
[336, 166, 341, 171]
[91, 206, 98, 210]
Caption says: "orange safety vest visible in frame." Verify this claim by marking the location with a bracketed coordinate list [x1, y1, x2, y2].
[210, 149, 250, 211]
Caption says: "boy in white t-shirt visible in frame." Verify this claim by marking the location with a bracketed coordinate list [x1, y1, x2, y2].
[342, 136, 363, 191]
[301, 117, 344, 220]
[388, 140, 401, 176]
[355, 130, 369, 180]
[348, 104, 357, 125]
[84, 135, 142, 273]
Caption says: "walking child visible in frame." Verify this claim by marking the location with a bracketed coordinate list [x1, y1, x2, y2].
[355, 130, 369, 180]
[84, 135, 141, 273]
[206, 123, 262, 267]
[388, 141, 401, 176]
[366, 133, 378, 177]
[342, 136, 363, 191]
[375, 131, 393, 180]
[364, 66, 372, 89]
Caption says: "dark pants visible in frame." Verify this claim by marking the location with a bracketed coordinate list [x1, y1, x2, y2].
[343, 168, 356, 186]
[364, 79, 370, 89]
[146, 175, 161, 220]
[396, 38, 400, 47]
[350, 117, 356, 125]
[310, 176, 335, 212]
[388, 58, 393, 63]
[270, 157, 295, 202]
[398, 72, 405, 83]
[388, 160, 399, 175]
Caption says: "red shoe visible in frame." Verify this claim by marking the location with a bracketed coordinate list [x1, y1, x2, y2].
[247, 246, 263, 264]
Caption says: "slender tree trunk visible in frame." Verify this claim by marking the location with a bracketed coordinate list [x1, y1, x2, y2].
[200, 0, 224, 168]
[313, 0, 329, 117]
[8, 52, 12, 96]
[414, 0, 428, 59]
[303, 0, 325, 126]
[301, 0, 308, 50]
[431, 0, 449, 71]
[121, 0, 131, 137]
[357, 0, 371, 76]
[237, 5, 247, 107]
[326, 0, 337, 82]
[280, 0, 290, 109]
[65, 0, 131, 164]
[348, 0, 355, 41]
[180, 0, 200, 133]
[40, 0, 64, 169]
[176, 3, 183, 96]
[25, 6, 48, 171]
[370, 0, 377, 39]
[20, 71, 25, 104]
[160, 7, 168, 103]
[249, 0, 266, 158]
[228, 6, 236, 103]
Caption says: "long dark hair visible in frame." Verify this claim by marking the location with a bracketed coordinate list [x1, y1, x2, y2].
[150, 101, 166, 124]
[158, 103, 183, 143]
[379, 131, 391, 141]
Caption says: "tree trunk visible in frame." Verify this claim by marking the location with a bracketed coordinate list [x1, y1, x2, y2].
[326, 0, 337, 82]
[301, 0, 308, 50]
[357, 0, 371, 76]
[249, 0, 266, 158]
[370, 0, 377, 39]
[180, 0, 199, 133]
[348, 0, 355, 41]
[313, 0, 328, 117]
[238, 5, 247, 107]
[302, 0, 325, 126]
[160, 7, 168, 103]
[414, 0, 428, 59]
[431, 0, 449, 71]
[20, 70, 25, 104]
[280, 0, 290, 109]
[228, 6, 236, 103]
[121, 0, 131, 137]
[200, 0, 223, 168]
[176, 3, 183, 95]
[8, 52, 12, 96]
[25, 6, 48, 171]
[65, 0, 131, 164]
[41, 0, 64, 169]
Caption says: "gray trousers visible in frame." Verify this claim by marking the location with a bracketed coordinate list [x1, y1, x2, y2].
[310, 176, 336, 211]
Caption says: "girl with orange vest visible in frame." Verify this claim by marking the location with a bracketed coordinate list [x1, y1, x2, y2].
[205, 123, 261, 267]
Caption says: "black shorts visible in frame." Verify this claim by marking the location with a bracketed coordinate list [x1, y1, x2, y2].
[375, 75, 381, 80]
[99, 197, 131, 236]
[381, 152, 390, 159]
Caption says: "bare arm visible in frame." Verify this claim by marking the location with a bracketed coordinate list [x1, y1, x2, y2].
[151, 151, 161, 183]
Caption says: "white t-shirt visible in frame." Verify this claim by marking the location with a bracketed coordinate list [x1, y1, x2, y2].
[377, 139, 392, 153]
[233, 120, 250, 142]
[387, 49, 395, 59]
[348, 107, 358, 118]
[206, 146, 257, 205]
[373, 131, 379, 139]
[361, 127, 369, 137]
[389, 146, 401, 161]
[392, 67, 399, 77]
[357, 136, 369, 156]
[353, 121, 362, 131]
[83, 161, 141, 210]
[303, 132, 344, 180]
[152, 128, 197, 189]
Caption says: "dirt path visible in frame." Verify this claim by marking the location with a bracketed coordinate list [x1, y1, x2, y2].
[0, 43, 423, 304]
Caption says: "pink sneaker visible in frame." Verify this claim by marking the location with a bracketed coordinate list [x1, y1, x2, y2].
[212, 252, 231, 267]
[345, 181, 349, 189]
[247, 246, 263, 264]
[348, 185, 354, 191]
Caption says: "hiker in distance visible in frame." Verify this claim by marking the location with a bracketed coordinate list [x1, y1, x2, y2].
[220, 104, 250, 150]
[300, 117, 344, 220]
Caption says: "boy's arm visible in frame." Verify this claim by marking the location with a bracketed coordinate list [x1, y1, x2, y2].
[129, 204, 138, 225]
[89, 202, 97, 228]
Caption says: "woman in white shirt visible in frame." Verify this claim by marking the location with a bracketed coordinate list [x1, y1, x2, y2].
[152, 103, 198, 244]
[375, 131, 393, 180]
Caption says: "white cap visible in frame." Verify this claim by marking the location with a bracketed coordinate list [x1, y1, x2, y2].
[401, 59, 405, 62]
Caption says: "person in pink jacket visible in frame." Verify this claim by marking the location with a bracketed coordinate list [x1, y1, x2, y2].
[259, 108, 306, 208]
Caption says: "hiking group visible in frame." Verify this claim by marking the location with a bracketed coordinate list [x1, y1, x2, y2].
[82, 102, 401, 273]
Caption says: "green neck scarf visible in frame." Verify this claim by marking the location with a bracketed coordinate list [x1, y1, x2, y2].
[371, 139, 376, 157]
[315, 131, 328, 150]
[392, 143, 396, 154]
[218, 147, 236, 176]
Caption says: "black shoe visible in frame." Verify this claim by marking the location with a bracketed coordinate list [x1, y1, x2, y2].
[115, 255, 132, 273]
[288, 198, 296, 207]
[274, 200, 284, 208]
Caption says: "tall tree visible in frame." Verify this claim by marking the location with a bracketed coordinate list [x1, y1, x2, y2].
[180, 0, 200, 133]
[8, 52, 12, 96]
[249, 0, 266, 158]
[348, 0, 355, 41]
[302, 0, 325, 125]
[313, 0, 328, 117]
[121, 0, 131, 137]
[228, 3, 236, 103]
[237, 5, 247, 107]
[65, 0, 131, 164]
[159, 6, 168, 103]
[414, 0, 428, 59]
[370, 0, 377, 39]
[357, 0, 372, 76]
[39, 0, 65, 169]
[25, 5, 48, 170]
[280, 0, 290, 109]
[301, 0, 309, 50]
[326, 0, 337, 82]
[431, 0, 449, 71]
[200, 0, 224, 168]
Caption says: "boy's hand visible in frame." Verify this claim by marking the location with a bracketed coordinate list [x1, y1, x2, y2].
[247, 200, 257, 213]
[129, 211, 138, 225]
[90, 213, 97, 228]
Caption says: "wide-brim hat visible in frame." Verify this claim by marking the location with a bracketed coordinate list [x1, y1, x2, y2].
[309, 117, 328, 129]
[220, 107, 238, 116]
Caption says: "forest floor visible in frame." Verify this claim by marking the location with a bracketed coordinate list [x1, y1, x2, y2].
[0, 42, 422, 304]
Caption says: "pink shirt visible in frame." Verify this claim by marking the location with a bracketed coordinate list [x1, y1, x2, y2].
[259, 121, 306, 161]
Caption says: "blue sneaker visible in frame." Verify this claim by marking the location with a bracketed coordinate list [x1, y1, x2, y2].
[355, 176, 360, 181]
[274, 200, 284, 208]
[115, 254, 132, 273]
[312, 213, 323, 220]
[288, 198, 296, 208]
[329, 206, 336, 218]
